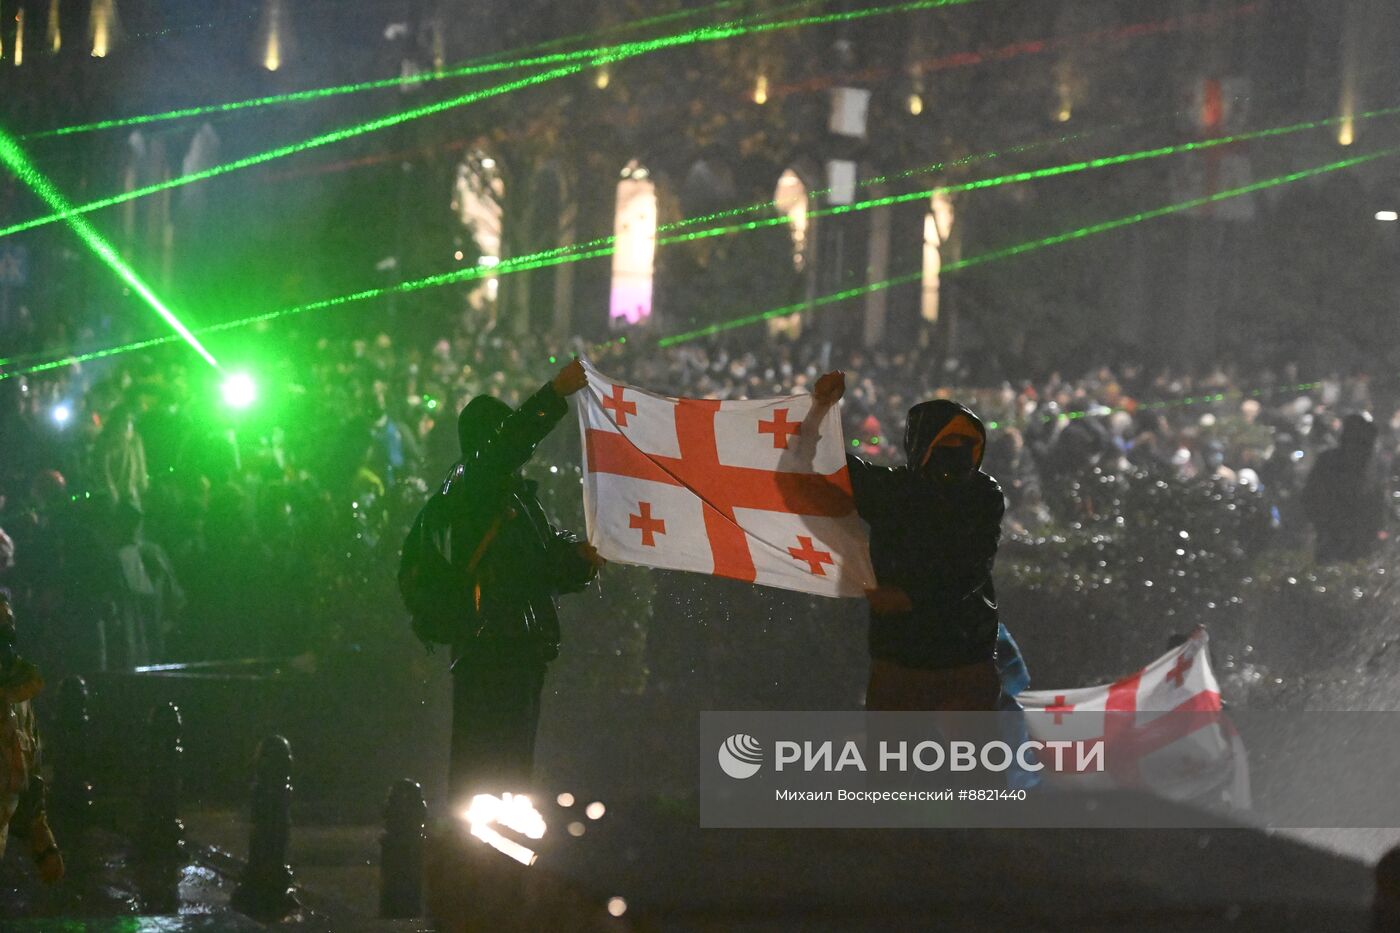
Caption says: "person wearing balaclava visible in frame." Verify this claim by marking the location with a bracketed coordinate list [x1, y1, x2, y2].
[1300, 411, 1384, 562]
[814, 372, 1010, 712]
[0, 589, 64, 885]
[430, 360, 605, 803]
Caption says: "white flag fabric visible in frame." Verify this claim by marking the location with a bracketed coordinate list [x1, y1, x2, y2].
[576, 360, 876, 598]
[1018, 627, 1250, 807]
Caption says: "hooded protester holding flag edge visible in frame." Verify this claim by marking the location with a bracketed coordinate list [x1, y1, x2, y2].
[410, 359, 606, 804]
[813, 372, 1019, 713]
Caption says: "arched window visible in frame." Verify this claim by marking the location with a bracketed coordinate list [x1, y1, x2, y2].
[921, 192, 954, 323]
[452, 150, 504, 304]
[260, 0, 288, 71]
[89, 0, 119, 57]
[773, 169, 808, 272]
[610, 160, 656, 328]
[47, 0, 61, 53]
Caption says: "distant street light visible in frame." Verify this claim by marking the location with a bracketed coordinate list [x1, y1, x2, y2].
[1377, 211, 1399, 222]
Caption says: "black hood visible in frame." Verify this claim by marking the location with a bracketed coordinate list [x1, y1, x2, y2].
[457, 395, 511, 459]
[904, 399, 988, 475]
[1339, 411, 1377, 451]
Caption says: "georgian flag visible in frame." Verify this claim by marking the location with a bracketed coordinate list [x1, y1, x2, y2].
[576, 360, 876, 598]
[1018, 627, 1250, 808]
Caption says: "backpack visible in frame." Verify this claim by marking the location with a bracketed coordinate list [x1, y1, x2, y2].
[397, 493, 505, 649]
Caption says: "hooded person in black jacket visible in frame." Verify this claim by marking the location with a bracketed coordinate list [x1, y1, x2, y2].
[1300, 411, 1384, 563]
[437, 360, 604, 802]
[814, 372, 1008, 712]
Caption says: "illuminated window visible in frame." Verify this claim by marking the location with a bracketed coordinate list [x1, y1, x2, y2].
[921, 192, 954, 323]
[753, 74, 769, 105]
[260, 0, 290, 71]
[773, 169, 808, 272]
[766, 169, 810, 338]
[452, 151, 504, 304]
[47, 0, 60, 53]
[610, 160, 656, 328]
[89, 0, 117, 57]
[1053, 60, 1080, 123]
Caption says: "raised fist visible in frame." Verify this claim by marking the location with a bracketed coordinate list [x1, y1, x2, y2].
[814, 371, 846, 407]
[552, 359, 588, 396]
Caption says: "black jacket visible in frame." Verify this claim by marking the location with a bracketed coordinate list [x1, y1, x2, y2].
[440, 382, 596, 666]
[848, 401, 1004, 670]
[1300, 446, 1384, 562]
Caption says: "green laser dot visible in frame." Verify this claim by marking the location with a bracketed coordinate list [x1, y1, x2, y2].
[221, 373, 257, 409]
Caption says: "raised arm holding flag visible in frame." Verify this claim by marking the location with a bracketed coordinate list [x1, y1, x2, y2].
[401, 359, 605, 803]
[576, 359, 875, 598]
[813, 371, 1019, 714]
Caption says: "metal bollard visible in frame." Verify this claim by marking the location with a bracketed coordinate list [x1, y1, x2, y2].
[231, 734, 300, 921]
[50, 675, 95, 836]
[380, 779, 427, 918]
[139, 702, 186, 862]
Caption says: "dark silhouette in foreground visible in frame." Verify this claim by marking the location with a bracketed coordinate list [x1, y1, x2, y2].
[1301, 411, 1383, 562]
[403, 360, 602, 804]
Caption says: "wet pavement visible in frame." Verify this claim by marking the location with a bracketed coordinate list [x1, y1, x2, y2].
[181, 808, 383, 920]
[0, 819, 433, 931]
[9, 583, 1400, 929]
[0, 825, 256, 928]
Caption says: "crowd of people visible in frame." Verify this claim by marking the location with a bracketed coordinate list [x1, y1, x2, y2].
[0, 312, 1392, 685]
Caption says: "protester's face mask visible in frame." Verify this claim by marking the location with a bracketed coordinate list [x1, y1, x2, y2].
[922, 440, 977, 483]
[915, 414, 983, 484]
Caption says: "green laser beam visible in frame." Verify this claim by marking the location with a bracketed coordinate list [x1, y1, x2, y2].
[1, 0, 986, 240]
[658, 103, 1400, 246]
[2, 104, 1390, 374]
[0, 243, 617, 370]
[291, 102, 1400, 296]
[0, 126, 220, 371]
[653, 147, 1400, 347]
[515, 125, 1112, 267]
[405, 101, 1400, 283]
[981, 382, 1323, 431]
[0, 242, 624, 376]
[0, 116, 1152, 370]
[662, 272, 927, 347]
[25, 0, 787, 140]
[471, 1, 751, 62]
[0, 63, 586, 239]
[942, 149, 1398, 273]
[7, 142, 1391, 379]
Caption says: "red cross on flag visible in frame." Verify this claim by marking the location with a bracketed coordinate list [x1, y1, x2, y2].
[1017, 627, 1250, 808]
[577, 360, 876, 598]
